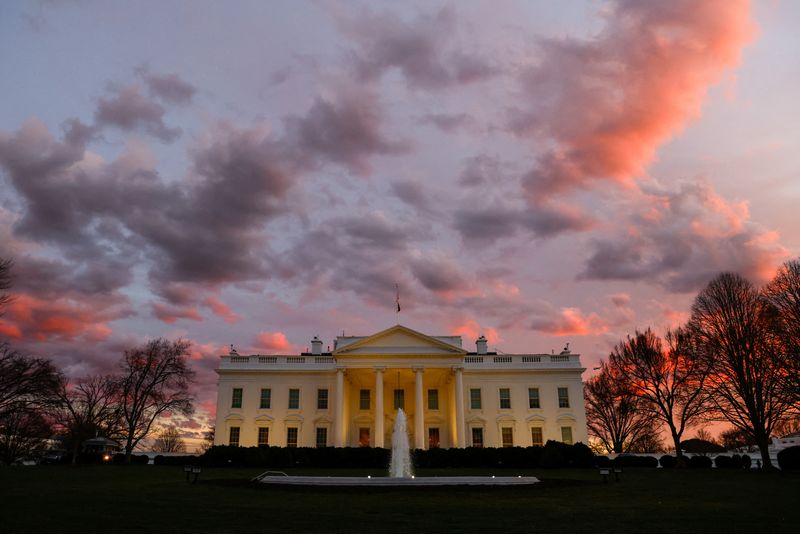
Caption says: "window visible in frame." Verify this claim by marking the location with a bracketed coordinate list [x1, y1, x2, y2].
[288, 388, 300, 409]
[499, 388, 511, 409]
[257, 427, 269, 446]
[427, 389, 439, 410]
[316, 427, 328, 448]
[558, 387, 570, 408]
[359, 427, 370, 447]
[528, 388, 540, 409]
[231, 388, 243, 409]
[531, 427, 543, 447]
[470, 388, 482, 410]
[259, 388, 271, 409]
[471, 428, 484, 448]
[393, 389, 405, 410]
[229, 426, 240, 447]
[317, 388, 329, 410]
[428, 427, 440, 449]
[561, 426, 573, 445]
[501, 427, 514, 448]
[359, 389, 370, 410]
[287, 427, 298, 448]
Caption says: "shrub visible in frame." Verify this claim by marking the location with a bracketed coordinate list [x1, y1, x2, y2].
[613, 455, 658, 468]
[153, 455, 200, 466]
[659, 455, 677, 468]
[688, 455, 712, 468]
[594, 455, 611, 468]
[777, 446, 800, 471]
[714, 455, 732, 468]
[741, 455, 752, 469]
[729, 454, 743, 469]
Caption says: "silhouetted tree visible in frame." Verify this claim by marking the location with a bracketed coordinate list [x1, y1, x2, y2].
[720, 426, 756, 451]
[608, 327, 712, 460]
[54, 375, 122, 464]
[153, 426, 186, 453]
[584, 361, 654, 453]
[762, 259, 800, 407]
[117, 339, 194, 463]
[0, 408, 51, 464]
[200, 426, 214, 452]
[690, 272, 794, 468]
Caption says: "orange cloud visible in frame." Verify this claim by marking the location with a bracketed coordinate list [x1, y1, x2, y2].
[152, 302, 203, 324]
[451, 319, 500, 345]
[253, 331, 291, 352]
[532, 308, 609, 336]
[204, 296, 238, 324]
[0, 294, 116, 342]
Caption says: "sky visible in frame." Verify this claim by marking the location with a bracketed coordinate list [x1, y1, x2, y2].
[1, 0, 798, 450]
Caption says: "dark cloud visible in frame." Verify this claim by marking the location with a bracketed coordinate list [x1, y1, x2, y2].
[418, 112, 476, 133]
[336, 6, 499, 90]
[94, 84, 181, 142]
[390, 180, 430, 211]
[410, 254, 470, 293]
[458, 155, 502, 187]
[453, 201, 591, 243]
[453, 208, 519, 242]
[141, 72, 196, 105]
[284, 91, 410, 175]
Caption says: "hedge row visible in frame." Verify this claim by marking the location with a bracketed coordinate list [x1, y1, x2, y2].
[199, 441, 596, 469]
[777, 446, 800, 471]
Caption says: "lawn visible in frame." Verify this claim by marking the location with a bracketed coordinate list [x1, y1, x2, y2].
[1, 465, 796, 533]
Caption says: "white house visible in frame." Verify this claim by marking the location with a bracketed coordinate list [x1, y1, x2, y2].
[214, 324, 588, 449]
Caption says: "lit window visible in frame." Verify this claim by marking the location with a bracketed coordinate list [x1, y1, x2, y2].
[288, 388, 300, 409]
[393, 389, 405, 410]
[257, 427, 269, 446]
[470, 388, 482, 410]
[317, 389, 329, 410]
[501, 427, 513, 448]
[359, 427, 370, 447]
[359, 389, 370, 410]
[287, 427, 298, 447]
[499, 388, 511, 409]
[471, 428, 484, 448]
[259, 388, 271, 409]
[428, 427, 440, 449]
[229, 426, 240, 447]
[531, 427, 543, 447]
[528, 388, 540, 409]
[561, 426, 573, 445]
[231, 388, 243, 409]
[427, 389, 439, 410]
[558, 387, 570, 408]
[316, 427, 328, 448]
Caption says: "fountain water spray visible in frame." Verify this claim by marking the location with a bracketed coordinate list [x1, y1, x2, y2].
[389, 409, 413, 478]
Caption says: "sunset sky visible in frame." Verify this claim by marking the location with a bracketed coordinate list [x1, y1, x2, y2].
[1, 0, 798, 449]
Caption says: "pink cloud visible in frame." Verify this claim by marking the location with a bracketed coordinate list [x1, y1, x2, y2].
[204, 296, 238, 324]
[252, 331, 291, 352]
[531, 307, 609, 336]
[450, 319, 500, 346]
[152, 302, 203, 324]
[0, 294, 118, 342]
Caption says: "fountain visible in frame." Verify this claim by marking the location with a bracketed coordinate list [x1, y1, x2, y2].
[254, 408, 539, 486]
[389, 409, 412, 478]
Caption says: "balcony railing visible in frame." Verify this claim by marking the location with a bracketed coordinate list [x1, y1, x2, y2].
[218, 353, 582, 370]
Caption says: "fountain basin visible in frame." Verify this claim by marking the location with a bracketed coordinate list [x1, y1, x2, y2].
[254, 474, 540, 487]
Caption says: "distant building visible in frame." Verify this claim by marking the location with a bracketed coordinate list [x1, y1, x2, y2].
[214, 324, 588, 449]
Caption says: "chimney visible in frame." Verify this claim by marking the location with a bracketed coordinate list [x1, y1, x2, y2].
[476, 335, 488, 355]
[311, 336, 323, 355]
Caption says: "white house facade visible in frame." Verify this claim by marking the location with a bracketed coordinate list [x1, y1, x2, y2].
[214, 325, 588, 449]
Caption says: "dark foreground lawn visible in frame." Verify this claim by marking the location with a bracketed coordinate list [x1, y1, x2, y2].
[1, 465, 797, 533]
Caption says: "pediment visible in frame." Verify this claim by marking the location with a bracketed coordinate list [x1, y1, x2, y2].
[333, 324, 467, 356]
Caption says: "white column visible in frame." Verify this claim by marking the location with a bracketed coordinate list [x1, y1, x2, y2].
[454, 366, 465, 448]
[335, 367, 345, 447]
[414, 367, 425, 450]
[374, 367, 385, 448]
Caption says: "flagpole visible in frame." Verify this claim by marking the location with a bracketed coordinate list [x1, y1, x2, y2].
[395, 283, 400, 325]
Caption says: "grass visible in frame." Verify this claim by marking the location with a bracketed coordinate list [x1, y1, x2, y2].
[1, 465, 797, 533]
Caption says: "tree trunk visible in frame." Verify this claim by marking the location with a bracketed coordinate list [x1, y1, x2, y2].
[756, 435, 773, 469]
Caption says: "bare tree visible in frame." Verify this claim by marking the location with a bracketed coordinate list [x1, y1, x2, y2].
[0, 408, 52, 464]
[720, 426, 756, 451]
[54, 375, 122, 464]
[690, 272, 795, 468]
[117, 339, 195, 463]
[0, 257, 13, 316]
[608, 327, 712, 461]
[694, 428, 718, 445]
[0, 343, 61, 419]
[584, 361, 654, 453]
[153, 426, 186, 453]
[762, 258, 800, 408]
[200, 426, 214, 452]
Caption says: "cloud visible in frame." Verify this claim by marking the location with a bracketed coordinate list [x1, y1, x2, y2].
[335, 6, 499, 90]
[94, 84, 181, 142]
[390, 180, 431, 211]
[252, 331, 291, 352]
[152, 302, 203, 324]
[530, 307, 609, 336]
[418, 112, 477, 133]
[580, 181, 789, 291]
[284, 89, 410, 175]
[140, 71, 196, 105]
[512, 0, 755, 200]
[450, 319, 500, 346]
